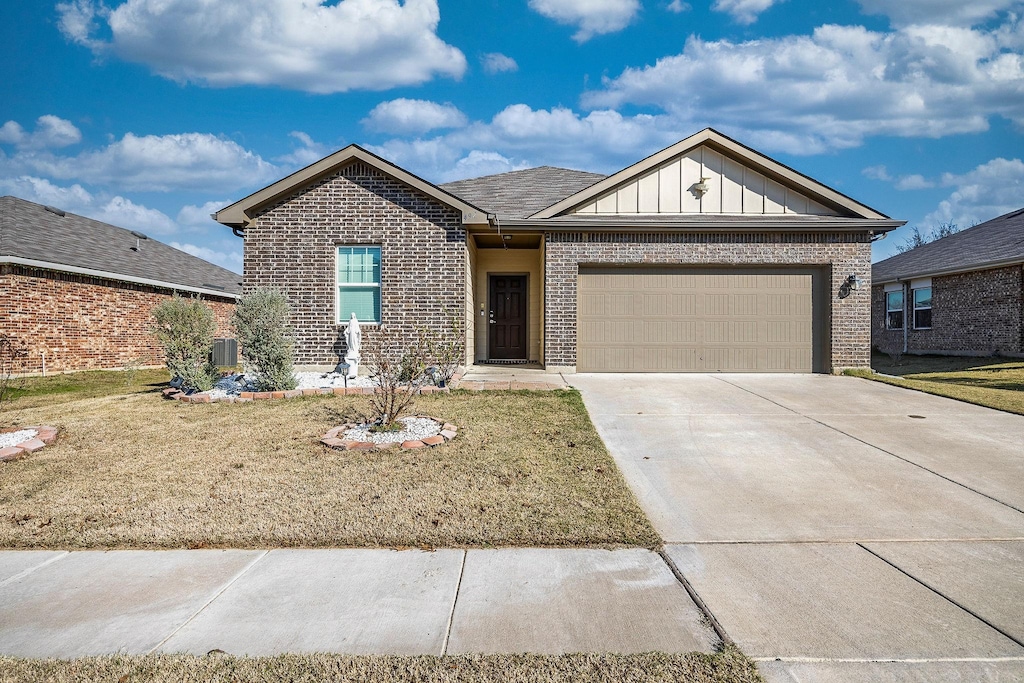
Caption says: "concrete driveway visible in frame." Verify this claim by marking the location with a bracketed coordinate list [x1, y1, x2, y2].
[573, 373, 1024, 682]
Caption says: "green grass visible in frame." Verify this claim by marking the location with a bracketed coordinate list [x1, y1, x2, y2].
[0, 650, 763, 683]
[2, 368, 170, 410]
[846, 352, 1024, 415]
[0, 389, 660, 550]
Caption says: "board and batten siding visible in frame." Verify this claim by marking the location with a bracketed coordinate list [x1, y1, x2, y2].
[574, 145, 839, 216]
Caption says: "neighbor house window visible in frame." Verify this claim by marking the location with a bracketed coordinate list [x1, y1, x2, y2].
[913, 287, 932, 329]
[886, 290, 904, 330]
[337, 246, 381, 324]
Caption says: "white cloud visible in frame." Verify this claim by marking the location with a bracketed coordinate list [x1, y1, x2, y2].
[528, 0, 641, 42]
[447, 151, 532, 181]
[275, 131, 331, 168]
[57, 0, 466, 93]
[855, 0, 1024, 28]
[170, 241, 243, 272]
[921, 157, 1024, 228]
[583, 21, 1024, 155]
[666, 0, 691, 12]
[0, 116, 82, 150]
[177, 200, 230, 229]
[712, 0, 780, 25]
[481, 53, 519, 74]
[862, 165, 891, 181]
[1, 129, 277, 192]
[895, 174, 935, 190]
[0, 176, 178, 235]
[363, 99, 468, 135]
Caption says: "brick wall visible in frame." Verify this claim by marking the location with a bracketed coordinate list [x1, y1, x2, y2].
[871, 265, 1024, 356]
[0, 265, 236, 374]
[245, 161, 466, 366]
[544, 232, 873, 372]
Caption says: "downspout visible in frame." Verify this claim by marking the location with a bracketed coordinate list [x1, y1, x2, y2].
[902, 280, 909, 354]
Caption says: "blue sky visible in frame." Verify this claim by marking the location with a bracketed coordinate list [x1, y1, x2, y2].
[2, 0, 1022, 273]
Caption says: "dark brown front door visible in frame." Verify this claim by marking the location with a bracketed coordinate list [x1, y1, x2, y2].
[488, 275, 528, 360]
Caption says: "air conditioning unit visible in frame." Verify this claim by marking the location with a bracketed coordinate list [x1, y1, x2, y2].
[212, 338, 238, 367]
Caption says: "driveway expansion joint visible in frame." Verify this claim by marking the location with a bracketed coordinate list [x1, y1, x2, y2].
[0, 551, 69, 588]
[857, 543, 1024, 650]
[440, 549, 467, 656]
[657, 548, 732, 647]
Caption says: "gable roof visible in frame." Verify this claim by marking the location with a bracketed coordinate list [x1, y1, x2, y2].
[439, 167, 605, 220]
[873, 208, 1024, 284]
[0, 196, 241, 297]
[531, 128, 891, 221]
[216, 144, 488, 228]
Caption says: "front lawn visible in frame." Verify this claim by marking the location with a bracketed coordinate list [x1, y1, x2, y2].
[0, 650, 763, 683]
[0, 390, 660, 549]
[3, 368, 170, 409]
[846, 352, 1024, 415]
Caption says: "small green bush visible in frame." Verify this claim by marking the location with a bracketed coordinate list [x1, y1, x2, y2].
[151, 296, 217, 392]
[232, 288, 297, 391]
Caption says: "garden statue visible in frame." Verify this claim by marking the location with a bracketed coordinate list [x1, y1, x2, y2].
[344, 313, 361, 379]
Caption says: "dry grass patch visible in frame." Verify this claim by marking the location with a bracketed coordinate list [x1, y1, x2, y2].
[0, 650, 763, 683]
[0, 390, 659, 549]
[848, 352, 1024, 415]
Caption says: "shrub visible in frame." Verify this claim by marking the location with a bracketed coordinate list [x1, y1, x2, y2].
[232, 288, 297, 391]
[0, 334, 27, 421]
[424, 313, 465, 386]
[364, 326, 425, 429]
[151, 296, 217, 392]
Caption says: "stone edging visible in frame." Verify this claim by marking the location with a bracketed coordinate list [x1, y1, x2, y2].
[0, 426, 58, 462]
[320, 416, 457, 451]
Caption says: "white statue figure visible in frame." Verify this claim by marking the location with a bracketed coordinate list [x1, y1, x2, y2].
[344, 313, 361, 379]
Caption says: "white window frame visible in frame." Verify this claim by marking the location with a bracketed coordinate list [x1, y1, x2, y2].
[885, 289, 904, 330]
[335, 245, 381, 325]
[912, 286, 932, 330]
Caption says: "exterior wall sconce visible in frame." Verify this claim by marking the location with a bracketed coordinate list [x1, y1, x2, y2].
[847, 273, 864, 290]
[693, 177, 711, 197]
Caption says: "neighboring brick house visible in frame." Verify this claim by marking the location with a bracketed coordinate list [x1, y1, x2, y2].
[872, 208, 1024, 357]
[0, 196, 240, 374]
[216, 128, 902, 374]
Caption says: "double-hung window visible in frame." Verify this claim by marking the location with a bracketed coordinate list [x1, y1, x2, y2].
[912, 286, 932, 329]
[885, 290, 904, 330]
[337, 246, 381, 324]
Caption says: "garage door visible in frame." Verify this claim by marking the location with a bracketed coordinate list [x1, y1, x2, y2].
[577, 267, 822, 372]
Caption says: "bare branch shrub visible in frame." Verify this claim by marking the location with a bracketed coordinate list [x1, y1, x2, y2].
[423, 312, 465, 386]
[363, 326, 426, 429]
[0, 334, 27, 420]
[151, 295, 217, 392]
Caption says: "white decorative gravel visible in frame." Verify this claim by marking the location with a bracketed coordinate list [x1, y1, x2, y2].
[0, 429, 37, 449]
[343, 417, 441, 444]
[206, 371, 377, 399]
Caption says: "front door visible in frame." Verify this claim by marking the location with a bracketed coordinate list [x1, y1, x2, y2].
[488, 275, 528, 360]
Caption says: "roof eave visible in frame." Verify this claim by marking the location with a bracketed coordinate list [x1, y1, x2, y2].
[215, 145, 491, 231]
[529, 128, 891, 220]
[873, 257, 1024, 285]
[493, 217, 904, 232]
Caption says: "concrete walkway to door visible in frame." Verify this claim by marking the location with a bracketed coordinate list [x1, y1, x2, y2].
[572, 373, 1024, 682]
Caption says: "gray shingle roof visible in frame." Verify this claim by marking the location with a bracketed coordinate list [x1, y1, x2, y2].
[440, 166, 606, 220]
[873, 208, 1024, 283]
[0, 195, 241, 295]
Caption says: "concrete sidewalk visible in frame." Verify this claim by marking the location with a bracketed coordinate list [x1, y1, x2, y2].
[0, 547, 718, 658]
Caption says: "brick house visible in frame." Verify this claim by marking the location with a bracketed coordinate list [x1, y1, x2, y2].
[872, 208, 1024, 357]
[216, 128, 902, 374]
[0, 196, 240, 374]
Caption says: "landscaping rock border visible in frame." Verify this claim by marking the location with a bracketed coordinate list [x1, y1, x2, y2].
[320, 416, 458, 451]
[162, 381, 457, 404]
[0, 426, 58, 462]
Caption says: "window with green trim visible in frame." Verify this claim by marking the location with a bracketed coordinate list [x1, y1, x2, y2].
[337, 246, 381, 324]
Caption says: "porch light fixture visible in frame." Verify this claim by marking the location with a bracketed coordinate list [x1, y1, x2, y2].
[846, 273, 864, 290]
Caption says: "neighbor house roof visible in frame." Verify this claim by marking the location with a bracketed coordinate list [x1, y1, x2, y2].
[0, 196, 241, 297]
[216, 144, 489, 229]
[439, 167, 606, 220]
[873, 207, 1024, 284]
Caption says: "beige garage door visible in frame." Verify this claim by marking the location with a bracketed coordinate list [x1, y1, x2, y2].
[577, 267, 822, 372]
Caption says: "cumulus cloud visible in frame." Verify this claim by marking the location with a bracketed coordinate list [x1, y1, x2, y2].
[895, 174, 935, 190]
[170, 241, 243, 272]
[0, 175, 178, 235]
[712, 0, 780, 25]
[584, 21, 1024, 154]
[177, 200, 230, 229]
[0, 116, 82, 150]
[481, 52, 519, 74]
[368, 103, 678, 181]
[56, 0, 466, 93]
[862, 165, 892, 181]
[363, 99, 468, 135]
[528, 0, 641, 42]
[1, 128, 277, 192]
[855, 0, 1024, 28]
[666, 0, 691, 12]
[275, 131, 331, 168]
[921, 157, 1024, 228]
